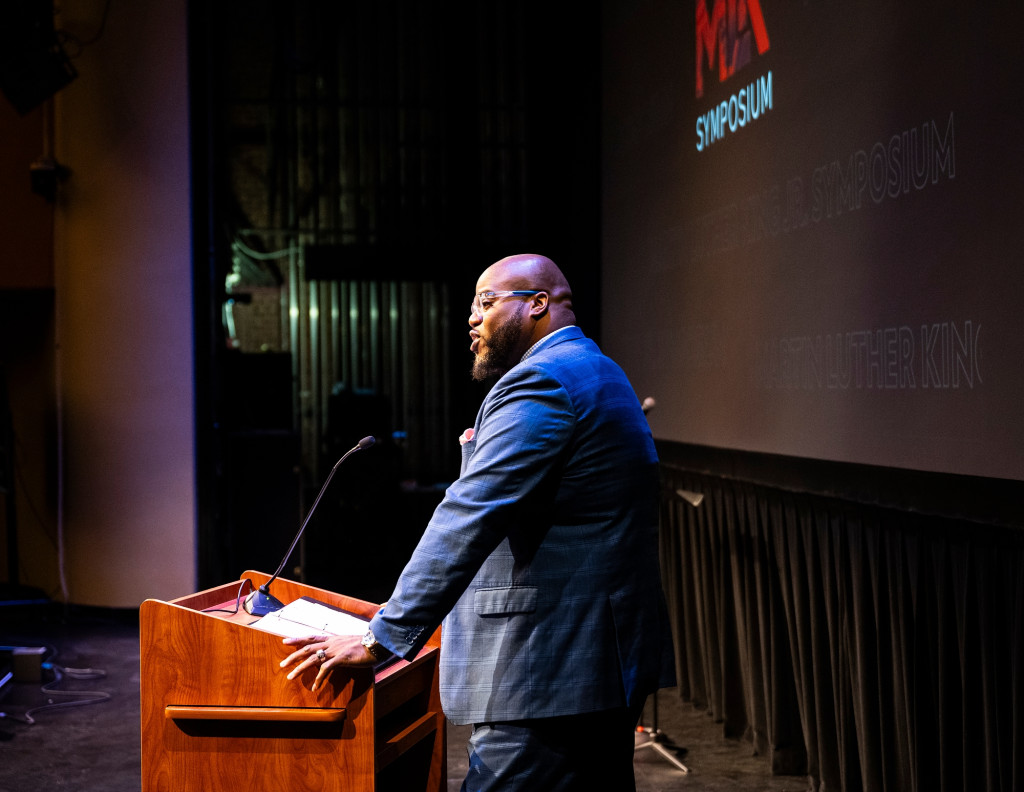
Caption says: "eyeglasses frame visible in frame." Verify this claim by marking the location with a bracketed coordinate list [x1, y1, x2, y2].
[470, 290, 544, 317]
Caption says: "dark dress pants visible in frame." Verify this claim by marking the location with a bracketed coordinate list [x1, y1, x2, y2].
[460, 703, 643, 792]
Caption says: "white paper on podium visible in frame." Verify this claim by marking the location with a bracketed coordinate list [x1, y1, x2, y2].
[249, 596, 370, 638]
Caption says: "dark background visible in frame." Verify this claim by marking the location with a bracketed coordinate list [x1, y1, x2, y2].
[188, 0, 603, 595]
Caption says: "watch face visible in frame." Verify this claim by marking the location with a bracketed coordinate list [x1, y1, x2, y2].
[361, 630, 389, 661]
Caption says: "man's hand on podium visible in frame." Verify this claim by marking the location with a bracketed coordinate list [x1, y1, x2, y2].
[280, 633, 376, 692]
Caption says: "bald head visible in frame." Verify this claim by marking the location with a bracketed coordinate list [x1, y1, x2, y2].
[476, 253, 576, 332]
[467, 254, 577, 381]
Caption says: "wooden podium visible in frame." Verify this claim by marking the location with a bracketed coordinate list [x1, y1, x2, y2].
[140, 571, 445, 791]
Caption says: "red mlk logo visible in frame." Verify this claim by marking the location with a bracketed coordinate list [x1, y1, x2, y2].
[696, 0, 771, 98]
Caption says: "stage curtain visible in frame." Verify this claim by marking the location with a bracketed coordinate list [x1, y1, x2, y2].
[659, 463, 1024, 792]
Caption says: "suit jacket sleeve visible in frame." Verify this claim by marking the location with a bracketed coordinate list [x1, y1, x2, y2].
[369, 362, 575, 658]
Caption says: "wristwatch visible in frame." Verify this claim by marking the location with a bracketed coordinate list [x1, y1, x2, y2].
[361, 630, 392, 662]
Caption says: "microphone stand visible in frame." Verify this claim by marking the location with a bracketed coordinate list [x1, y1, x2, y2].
[634, 483, 702, 773]
[243, 436, 375, 616]
[635, 690, 689, 773]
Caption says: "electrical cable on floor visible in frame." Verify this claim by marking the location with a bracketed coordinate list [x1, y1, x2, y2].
[0, 647, 112, 725]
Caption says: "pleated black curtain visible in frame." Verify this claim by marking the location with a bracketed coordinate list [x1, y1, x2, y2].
[659, 460, 1024, 792]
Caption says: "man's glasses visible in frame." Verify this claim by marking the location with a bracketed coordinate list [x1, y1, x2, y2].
[470, 290, 542, 317]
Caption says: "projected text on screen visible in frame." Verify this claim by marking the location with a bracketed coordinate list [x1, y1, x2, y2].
[695, 71, 773, 151]
[755, 321, 982, 391]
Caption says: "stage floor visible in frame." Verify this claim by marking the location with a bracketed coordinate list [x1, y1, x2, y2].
[1, 605, 804, 791]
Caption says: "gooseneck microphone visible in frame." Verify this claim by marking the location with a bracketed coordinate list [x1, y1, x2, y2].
[243, 435, 376, 616]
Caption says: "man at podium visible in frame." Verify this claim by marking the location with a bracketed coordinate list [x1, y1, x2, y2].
[281, 253, 675, 791]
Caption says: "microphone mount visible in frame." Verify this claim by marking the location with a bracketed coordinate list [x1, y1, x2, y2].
[243, 435, 376, 616]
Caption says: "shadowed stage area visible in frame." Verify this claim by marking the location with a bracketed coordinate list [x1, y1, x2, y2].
[0, 604, 806, 791]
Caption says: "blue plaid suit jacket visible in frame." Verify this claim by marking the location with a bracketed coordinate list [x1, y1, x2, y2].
[370, 326, 675, 725]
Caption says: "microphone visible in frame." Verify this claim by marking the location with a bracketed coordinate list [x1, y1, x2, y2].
[641, 396, 656, 414]
[243, 435, 376, 616]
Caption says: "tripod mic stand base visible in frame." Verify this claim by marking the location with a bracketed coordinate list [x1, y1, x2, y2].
[635, 727, 690, 773]
[635, 688, 689, 773]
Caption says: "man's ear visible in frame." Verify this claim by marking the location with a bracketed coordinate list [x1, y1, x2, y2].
[528, 291, 549, 319]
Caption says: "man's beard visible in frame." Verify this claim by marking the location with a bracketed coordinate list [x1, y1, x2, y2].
[471, 308, 525, 382]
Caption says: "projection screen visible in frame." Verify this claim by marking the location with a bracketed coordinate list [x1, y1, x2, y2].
[602, 0, 1024, 481]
